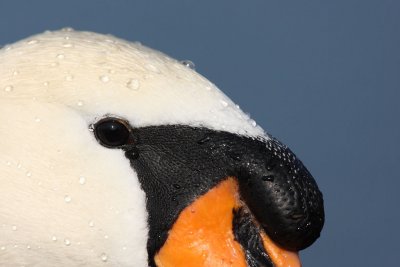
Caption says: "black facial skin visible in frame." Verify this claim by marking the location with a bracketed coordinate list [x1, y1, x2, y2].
[93, 119, 324, 266]
[233, 207, 273, 267]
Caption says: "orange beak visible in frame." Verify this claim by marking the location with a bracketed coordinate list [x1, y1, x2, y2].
[154, 177, 301, 267]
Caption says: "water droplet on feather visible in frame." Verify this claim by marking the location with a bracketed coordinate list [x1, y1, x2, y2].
[99, 75, 110, 83]
[4, 85, 13, 92]
[64, 239, 71, 246]
[126, 79, 140, 90]
[79, 176, 86, 185]
[180, 60, 195, 70]
[64, 195, 72, 203]
[101, 253, 108, 262]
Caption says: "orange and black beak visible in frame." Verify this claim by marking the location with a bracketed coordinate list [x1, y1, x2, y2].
[155, 178, 302, 267]
[121, 125, 324, 267]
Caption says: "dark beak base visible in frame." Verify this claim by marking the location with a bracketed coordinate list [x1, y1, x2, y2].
[120, 125, 324, 266]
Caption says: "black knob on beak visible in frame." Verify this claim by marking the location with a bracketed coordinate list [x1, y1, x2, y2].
[236, 137, 324, 251]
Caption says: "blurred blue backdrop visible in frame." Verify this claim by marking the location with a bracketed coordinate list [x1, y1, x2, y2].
[1, 1, 399, 266]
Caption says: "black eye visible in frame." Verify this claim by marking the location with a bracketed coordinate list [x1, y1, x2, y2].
[94, 118, 131, 148]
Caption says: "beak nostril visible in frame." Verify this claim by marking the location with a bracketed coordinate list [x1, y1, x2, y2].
[291, 214, 304, 220]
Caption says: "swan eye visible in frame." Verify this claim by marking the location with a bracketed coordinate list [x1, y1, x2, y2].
[94, 118, 131, 148]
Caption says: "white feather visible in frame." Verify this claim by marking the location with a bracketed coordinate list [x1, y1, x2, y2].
[0, 29, 268, 266]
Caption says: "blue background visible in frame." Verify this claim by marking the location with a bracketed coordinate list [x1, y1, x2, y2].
[1, 1, 399, 266]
